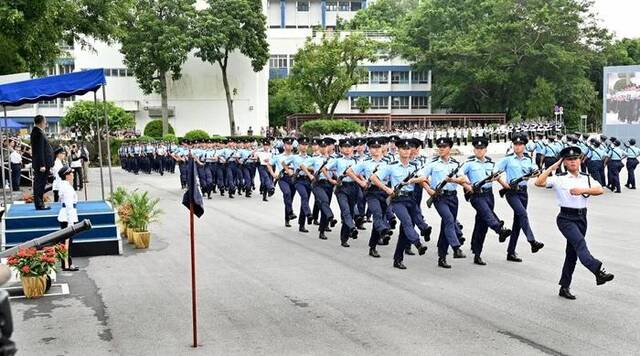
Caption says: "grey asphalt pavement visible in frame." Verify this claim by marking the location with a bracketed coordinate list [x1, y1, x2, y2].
[8, 163, 640, 355]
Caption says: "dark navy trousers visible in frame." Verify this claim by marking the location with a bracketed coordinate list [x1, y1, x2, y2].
[366, 189, 390, 248]
[336, 182, 359, 243]
[469, 192, 502, 256]
[626, 158, 638, 187]
[391, 196, 421, 262]
[312, 180, 334, 232]
[556, 211, 601, 288]
[434, 194, 463, 258]
[505, 189, 536, 255]
[278, 176, 296, 218]
[294, 178, 312, 227]
[587, 160, 605, 186]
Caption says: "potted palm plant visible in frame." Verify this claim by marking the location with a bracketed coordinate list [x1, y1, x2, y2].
[6, 244, 67, 298]
[109, 187, 131, 239]
[127, 191, 162, 249]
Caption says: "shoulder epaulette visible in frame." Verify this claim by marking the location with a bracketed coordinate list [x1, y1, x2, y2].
[389, 161, 400, 165]
[451, 158, 459, 163]
[557, 172, 568, 176]
[485, 156, 493, 162]
[505, 153, 514, 157]
[431, 157, 439, 162]
[523, 153, 531, 158]
[579, 172, 589, 176]
[467, 155, 475, 161]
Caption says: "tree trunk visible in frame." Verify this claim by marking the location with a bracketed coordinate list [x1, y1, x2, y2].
[219, 59, 236, 136]
[159, 71, 169, 137]
[329, 100, 339, 118]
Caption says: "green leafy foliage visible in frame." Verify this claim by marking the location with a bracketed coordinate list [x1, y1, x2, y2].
[144, 120, 175, 138]
[109, 187, 130, 208]
[0, 0, 123, 75]
[184, 130, 210, 141]
[269, 78, 314, 127]
[162, 134, 178, 143]
[118, 0, 195, 136]
[300, 119, 364, 136]
[355, 96, 371, 113]
[192, 0, 269, 136]
[340, 0, 418, 32]
[289, 34, 377, 118]
[525, 78, 556, 120]
[60, 101, 135, 138]
[127, 191, 162, 232]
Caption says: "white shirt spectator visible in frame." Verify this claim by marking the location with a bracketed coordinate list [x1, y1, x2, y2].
[9, 150, 21, 164]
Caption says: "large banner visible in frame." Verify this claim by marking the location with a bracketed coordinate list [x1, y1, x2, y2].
[604, 69, 640, 125]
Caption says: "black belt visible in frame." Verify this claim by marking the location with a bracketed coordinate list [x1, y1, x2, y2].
[396, 191, 414, 198]
[342, 181, 357, 186]
[62, 203, 77, 208]
[560, 207, 587, 216]
[477, 187, 493, 194]
[296, 175, 310, 181]
[441, 190, 457, 196]
[512, 185, 528, 192]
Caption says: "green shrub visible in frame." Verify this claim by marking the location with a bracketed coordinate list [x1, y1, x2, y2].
[144, 120, 175, 138]
[162, 134, 178, 143]
[184, 130, 210, 141]
[300, 119, 364, 136]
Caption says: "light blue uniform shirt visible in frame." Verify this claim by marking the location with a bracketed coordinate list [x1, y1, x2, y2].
[422, 157, 461, 190]
[534, 141, 545, 155]
[626, 146, 640, 158]
[286, 154, 312, 176]
[525, 141, 536, 152]
[461, 156, 496, 189]
[325, 155, 358, 182]
[270, 153, 293, 172]
[376, 161, 421, 192]
[352, 158, 387, 182]
[495, 153, 536, 186]
[587, 145, 606, 161]
[304, 155, 331, 180]
[543, 141, 560, 157]
[609, 147, 626, 161]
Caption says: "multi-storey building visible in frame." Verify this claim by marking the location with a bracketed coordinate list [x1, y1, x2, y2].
[267, 0, 432, 114]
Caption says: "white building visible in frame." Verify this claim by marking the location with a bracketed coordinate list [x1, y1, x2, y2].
[267, 0, 432, 114]
[0, 0, 430, 136]
[1, 2, 270, 137]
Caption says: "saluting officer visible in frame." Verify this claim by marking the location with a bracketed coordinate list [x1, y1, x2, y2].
[535, 146, 614, 300]
[460, 137, 512, 265]
[496, 134, 545, 262]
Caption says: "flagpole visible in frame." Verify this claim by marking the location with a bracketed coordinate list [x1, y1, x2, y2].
[188, 153, 198, 348]
[190, 200, 197, 347]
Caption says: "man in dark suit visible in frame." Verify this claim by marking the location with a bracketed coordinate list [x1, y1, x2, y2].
[30, 115, 53, 210]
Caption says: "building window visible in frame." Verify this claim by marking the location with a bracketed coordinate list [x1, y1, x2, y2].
[326, 1, 337, 11]
[269, 55, 288, 69]
[357, 69, 369, 84]
[370, 96, 388, 110]
[289, 55, 296, 69]
[350, 1, 362, 11]
[391, 71, 409, 84]
[297, 1, 309, 12]
[58, 64, 74, 74]
[411, 96, 429, 109]
[339, 1, 350, 11]
[412, 71, 429, 84]
[351, 96, 368, 110]
[391, 96, 409, 109]
[39, 100, 57, 108]
[371, 71, 388, 84]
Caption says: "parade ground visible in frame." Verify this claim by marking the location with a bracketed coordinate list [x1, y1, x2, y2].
[9, 163, 640, 356]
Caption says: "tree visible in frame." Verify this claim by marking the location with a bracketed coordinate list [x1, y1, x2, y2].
[355, 97, 371, 113]
[525, 78, 556, 120]
[289, 34, 377, 118]
[269, 78, 314, 127]
[192, 0, 269, 136]
[340, 0, 418, 32]
[118, 0, 195, 137]
[60, 101, 135, 138]
[184, 130, 210, 141]
[0, 0, 124, 75]
[396, 0, 609, 130]
[300, 119, 364, 136]
[144, 119, 175, 138]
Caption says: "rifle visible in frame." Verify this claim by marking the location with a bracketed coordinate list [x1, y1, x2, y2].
[311, 157, 330, 187]
[426, 166, 460, 208]
[385, 165, 422, 205]
[498, 169, 540, 198]
[333, 172, 348, 192]
[463, 170, 504, 202]
[273, 164, 293, 185]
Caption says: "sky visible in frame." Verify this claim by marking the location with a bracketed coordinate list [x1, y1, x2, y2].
[592, 0, 640, 39]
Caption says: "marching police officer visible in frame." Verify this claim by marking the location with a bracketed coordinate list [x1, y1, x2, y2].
[496, 134, 545, 262]
[625, 139, 639, 189]
[460, 137, 512, 265]
[535, 146, 614, 300]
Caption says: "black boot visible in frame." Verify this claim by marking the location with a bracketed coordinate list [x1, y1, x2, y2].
[350, 228, 358, 239]
[299, 226, 309, 233]
[421, 226, 432, 242]
[307, 216, 313, 225]
[474, 255, 486, 265]
[595, 267, 614, 286]
[262, 191, 268, 201]
[285, 218, 291, 228]
[415, 243, 428, 256]
[507, 253, 522, 262]
[393, 260, 407, 269]
[498, 228, 511, 243]
[389, 218, 397, 230]
[559, 287, 576, 300]
[438, 258, 451, 269]
[369, 248, 380, 258]
[330, 218, 338, 228]
[453, 248, 466, 259]
[530, 240, 544, 253]
[319, 232, 328, 240]
[268, 188, 275, 197]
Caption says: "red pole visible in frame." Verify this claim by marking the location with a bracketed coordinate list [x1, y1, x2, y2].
[189, 202, 198, 347]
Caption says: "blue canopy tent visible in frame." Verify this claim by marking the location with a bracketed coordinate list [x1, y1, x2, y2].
[1, 118, 25, 129]
[0, 69, 114, 205]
